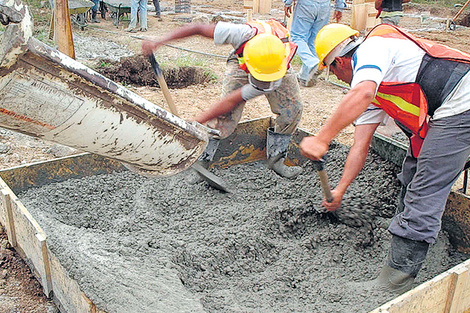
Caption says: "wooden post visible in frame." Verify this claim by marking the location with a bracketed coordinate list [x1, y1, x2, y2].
[2, 190, 17, 247]
[259, 0, 272, 14]
[246, 9, 253, 22]
[351, 0, 378, 33]
[54, 0, 75, 59]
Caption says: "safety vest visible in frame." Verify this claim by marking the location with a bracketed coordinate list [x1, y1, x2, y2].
[234, 19, 297, 74]
[365, 24, 470, 157]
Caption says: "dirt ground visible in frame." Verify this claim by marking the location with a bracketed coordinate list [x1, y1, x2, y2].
[1, 0, 470, 312]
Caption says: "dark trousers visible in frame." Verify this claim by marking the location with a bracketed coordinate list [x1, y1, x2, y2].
[153, 0, 160, 16]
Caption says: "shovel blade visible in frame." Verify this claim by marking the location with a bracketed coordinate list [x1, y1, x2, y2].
[192, 163, 231, 193]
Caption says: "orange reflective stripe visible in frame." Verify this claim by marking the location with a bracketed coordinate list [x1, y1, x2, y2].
[374, 92, 420, 117]
[373, 83, 429, 138]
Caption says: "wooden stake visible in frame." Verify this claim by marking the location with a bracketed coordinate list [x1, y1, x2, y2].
[246, 9, 253, 22]
[54, 0, 75, 59]
[2, 190, 17, 247]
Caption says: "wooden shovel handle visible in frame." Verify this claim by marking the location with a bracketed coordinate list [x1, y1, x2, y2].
[148, 54, 179, 116]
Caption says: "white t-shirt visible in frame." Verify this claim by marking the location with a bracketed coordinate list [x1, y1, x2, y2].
[353, 36, 470, 126]
[213, 22, 283, 101]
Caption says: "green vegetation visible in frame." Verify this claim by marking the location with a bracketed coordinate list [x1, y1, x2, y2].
[411, 0, 467, 8]
[99, 61, 113, 67]
[175, 55, 210, 67]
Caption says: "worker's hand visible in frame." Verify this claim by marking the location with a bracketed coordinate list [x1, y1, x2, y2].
[141, 40, 161, 56]
[284, 5, 293, 18]
[321, 189, 343, 211]
[300, 136, 329, 161]
[334, 10, 342, 23]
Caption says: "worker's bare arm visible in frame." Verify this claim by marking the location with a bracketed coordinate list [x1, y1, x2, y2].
[322, 123, 379, 211]
[313, 80, 377, 151]
[142, 24, 217, 56]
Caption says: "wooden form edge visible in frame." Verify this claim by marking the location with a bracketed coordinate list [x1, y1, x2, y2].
[370, 258, 470, 313]
[0, 178, 103, 313]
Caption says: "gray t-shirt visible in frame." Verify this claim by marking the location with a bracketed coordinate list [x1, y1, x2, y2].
[213, 22, 283, 101]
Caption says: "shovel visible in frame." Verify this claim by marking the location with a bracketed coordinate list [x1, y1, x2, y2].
[312, 159, 334, 203]
[147, 54, 229, 192]
[148, 53, 179, 116]
[191, 162, 230, 193]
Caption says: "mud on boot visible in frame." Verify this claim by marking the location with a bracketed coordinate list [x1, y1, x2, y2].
[351, 234, 429, 295]
[266, 128, 302, 179]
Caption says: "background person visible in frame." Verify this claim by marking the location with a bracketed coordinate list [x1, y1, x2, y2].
[153, 0, 161, 20]
[375, 0, 411, 26]
[126, 0, 147, 32]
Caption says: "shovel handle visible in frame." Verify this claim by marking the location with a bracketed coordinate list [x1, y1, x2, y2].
[317, 169, 334, 203]
[148, 54, 179, 116]
[313, 160, 334, 203]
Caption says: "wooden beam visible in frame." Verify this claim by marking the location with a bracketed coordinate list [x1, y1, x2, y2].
[1, 190, 17, 247]
[54, 0, 75, 59]
[259, 0, 271, 14]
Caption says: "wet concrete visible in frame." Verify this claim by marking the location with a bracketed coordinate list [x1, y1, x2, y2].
[19, 143, 468, 313]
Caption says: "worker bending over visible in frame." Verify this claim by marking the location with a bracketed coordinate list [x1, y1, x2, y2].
[300, 23, 470, 293]
[142, 19, 303, 189]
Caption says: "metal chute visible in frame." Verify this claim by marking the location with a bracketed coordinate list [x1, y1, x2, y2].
[0, 0, 209, 176]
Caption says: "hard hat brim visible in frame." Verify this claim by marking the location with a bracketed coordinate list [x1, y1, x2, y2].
[246, 59, 288, 82]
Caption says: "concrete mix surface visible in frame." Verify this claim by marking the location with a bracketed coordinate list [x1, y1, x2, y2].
[19, 143, 468, 313]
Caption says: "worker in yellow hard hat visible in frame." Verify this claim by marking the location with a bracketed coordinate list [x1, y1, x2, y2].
[142, 19, 303, 191]
[300, 23, 470, 295]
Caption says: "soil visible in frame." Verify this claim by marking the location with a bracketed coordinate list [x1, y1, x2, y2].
[1, 0, 470, 312]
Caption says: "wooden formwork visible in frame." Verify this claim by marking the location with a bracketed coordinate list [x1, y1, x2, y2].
[351, 0, 380, 33]
[243, 0, 272, 14]
[0, 118, 470, 312]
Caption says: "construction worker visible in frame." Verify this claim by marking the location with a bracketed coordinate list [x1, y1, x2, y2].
[142, 19, 303, 189]
[299, 23, 470, 294]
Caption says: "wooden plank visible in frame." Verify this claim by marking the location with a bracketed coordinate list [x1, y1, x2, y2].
[253, 0, 259, 13]
[365, 3, 379, 29]
[54, 0, 75, 59]
[370, 270, 456, 313]
[246, 8, 253, 22]
[2, 190, 17, 247]
[37, 232, 53, 296]
[449, 259, 470, 313]
[353, 0, 365, 5]
[11, 197, 53, 296]
[351, 3, 367, 32]
[243, 0, 253, 10]
[371, 259, 470, 313]
[259, 0, 271, 14]
[49, 252, 100, 312]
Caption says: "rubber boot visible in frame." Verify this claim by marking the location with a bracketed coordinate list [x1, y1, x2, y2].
[266, 128, 302, 179]
[364, 235, 430, 294]
[91, 10, 100, 23]
[187, 137, 220, 185]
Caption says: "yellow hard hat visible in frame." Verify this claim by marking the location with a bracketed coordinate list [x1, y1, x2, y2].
[315, 23, 360, 70]
[243, 33, 289, 82]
